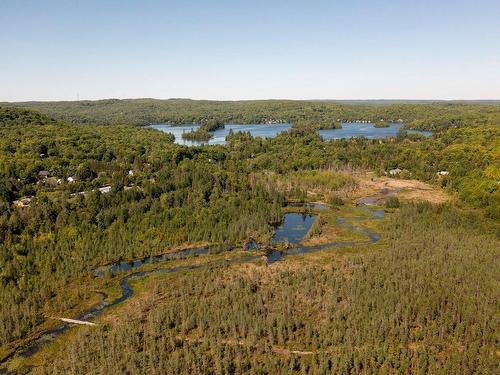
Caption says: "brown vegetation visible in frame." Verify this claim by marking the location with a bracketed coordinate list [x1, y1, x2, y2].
[353, 171, 451, 204]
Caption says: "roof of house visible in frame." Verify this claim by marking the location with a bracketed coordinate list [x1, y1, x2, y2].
[98, 186, 112, 194]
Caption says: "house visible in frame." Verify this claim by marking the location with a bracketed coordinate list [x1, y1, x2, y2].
[437, 171, 449, 176]
[128, 170, 134, 176]
[38, 170, 50, 179]
[13, 196, 32, 208]
[71, 186, 112, 197]
[67, 176, 77, 183]
[389, 168, 402, 176]
[98, 185, 112, 194]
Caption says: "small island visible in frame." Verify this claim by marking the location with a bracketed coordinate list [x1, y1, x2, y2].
[181, 127, 212, 141]
[181, 118, 225, 141]
[374, 120, 390, 128]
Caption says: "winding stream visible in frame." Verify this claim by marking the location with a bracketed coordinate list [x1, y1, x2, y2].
[1, 196, 388, 367]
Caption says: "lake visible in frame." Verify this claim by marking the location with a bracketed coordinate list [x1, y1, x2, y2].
[318, 123, 432, 140]
[149, 122, 431, 146]
[149, 123, 291, 146]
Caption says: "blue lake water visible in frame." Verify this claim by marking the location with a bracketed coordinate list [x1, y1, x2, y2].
[149, 122, 431, 146]
[272, 213, 317, 245]
[318, 123, 432, 140]
[149, 123, 291, 146]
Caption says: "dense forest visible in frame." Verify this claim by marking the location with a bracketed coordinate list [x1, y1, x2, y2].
[42, 204, 500, 374]
[0, 108, 285, 349]
[0, 103, 498, 373]
[3, 99, 498, 132]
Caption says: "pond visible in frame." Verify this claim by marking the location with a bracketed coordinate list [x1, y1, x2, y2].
[149, 122, 431, 146]
[272, 213, 317, 245]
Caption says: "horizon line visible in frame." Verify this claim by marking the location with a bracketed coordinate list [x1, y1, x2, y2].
[3, 97, 500, 104]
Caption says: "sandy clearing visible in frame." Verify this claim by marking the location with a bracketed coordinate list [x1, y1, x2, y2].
[353, 171, 450, 204]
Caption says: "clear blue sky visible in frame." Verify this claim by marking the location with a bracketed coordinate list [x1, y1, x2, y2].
[1, 0, 499, 101]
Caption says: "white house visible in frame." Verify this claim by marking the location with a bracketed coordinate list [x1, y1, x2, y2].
[98, 186, 112, 194]
[389, 168, 402, 176]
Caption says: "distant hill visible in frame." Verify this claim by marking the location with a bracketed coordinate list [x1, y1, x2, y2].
[2, 98, 499, 128]
[310, 99, 500, 105]
[0, 106, 59, 127]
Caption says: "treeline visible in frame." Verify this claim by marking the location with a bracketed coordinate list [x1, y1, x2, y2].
[291, 119, 342, 130]
[4, 99, 499, 131]
[43, 203, 500, 374]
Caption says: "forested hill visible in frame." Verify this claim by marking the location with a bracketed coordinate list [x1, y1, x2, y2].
[0, 105, 498, 219]
[0, 106, 59, 127]
[3, 99, 499, 131]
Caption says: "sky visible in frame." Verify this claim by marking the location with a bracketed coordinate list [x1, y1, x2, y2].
[1, 0, 499, 101]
